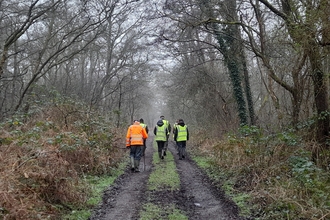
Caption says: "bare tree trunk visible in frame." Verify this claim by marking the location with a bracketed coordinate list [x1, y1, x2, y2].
[258, 0, 330, 148]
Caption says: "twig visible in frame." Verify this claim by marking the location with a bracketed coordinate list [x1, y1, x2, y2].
[15, 153, 40, 170]
[318, 212, 330, 220]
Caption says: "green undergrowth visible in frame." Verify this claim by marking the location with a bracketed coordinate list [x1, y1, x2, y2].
[63, 161, 127, 219]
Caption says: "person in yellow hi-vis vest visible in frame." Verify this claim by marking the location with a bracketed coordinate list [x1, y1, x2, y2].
[173, 119, 189, 160]
[153, 119, 169, 159]
[160, 115, 171, 156]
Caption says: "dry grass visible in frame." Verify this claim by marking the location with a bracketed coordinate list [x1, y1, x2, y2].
[0, 105, 126, 219]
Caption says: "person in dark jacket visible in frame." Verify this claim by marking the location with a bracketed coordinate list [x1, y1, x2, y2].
[173, 119, 179, 154]
[154, 120, 168, 159]
[173, 119, 189, 160]
[139, 118, 149, 157]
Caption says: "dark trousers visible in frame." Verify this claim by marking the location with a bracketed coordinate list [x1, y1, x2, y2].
[130, 145, 143, 161]
[141, 139, 147, 156]
[164, 135, 169, 151]
[177, 141, 186, 159]
[156, 141, 165, 158]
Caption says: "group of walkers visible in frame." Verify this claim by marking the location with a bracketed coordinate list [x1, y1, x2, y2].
[125, 115, 189, 172]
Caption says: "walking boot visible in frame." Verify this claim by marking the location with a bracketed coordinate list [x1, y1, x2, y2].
[161, 149, 165, 159]
[130, 157, 135, 172]
[134, 160, 140, 172]
[164, 143, 167, 156]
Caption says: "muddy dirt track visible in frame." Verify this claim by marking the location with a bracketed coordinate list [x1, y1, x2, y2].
[88, 136, 248, 220]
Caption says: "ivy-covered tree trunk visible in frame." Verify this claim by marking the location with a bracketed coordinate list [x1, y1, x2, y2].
[241, 54, 256, 125]
[223, 0, 255, 126]
[200, 0, 250, 125]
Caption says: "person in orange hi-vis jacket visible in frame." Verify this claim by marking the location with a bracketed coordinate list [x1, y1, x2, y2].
[126, 119, 148, 172]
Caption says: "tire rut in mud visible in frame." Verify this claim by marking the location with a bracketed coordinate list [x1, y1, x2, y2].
[166, 141, 245, 220]
[88, 138, 154, 220]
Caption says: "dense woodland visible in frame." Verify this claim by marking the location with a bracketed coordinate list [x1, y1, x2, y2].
[2, 0, 330, 141]
[1, 0, 330, 219]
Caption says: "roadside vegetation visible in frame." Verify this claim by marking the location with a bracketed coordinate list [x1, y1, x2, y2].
[0, 99, 126, 220]
[189, 126, 330, 220]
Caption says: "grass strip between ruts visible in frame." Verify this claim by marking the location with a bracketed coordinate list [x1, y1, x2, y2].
[139, 140, 187, 220]
[147, 142, 180, 191]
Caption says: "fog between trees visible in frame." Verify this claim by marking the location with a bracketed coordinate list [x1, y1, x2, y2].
[1, 0, 330, 147]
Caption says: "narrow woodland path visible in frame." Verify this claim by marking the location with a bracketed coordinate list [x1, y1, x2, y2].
[88, 135, 246, 220]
